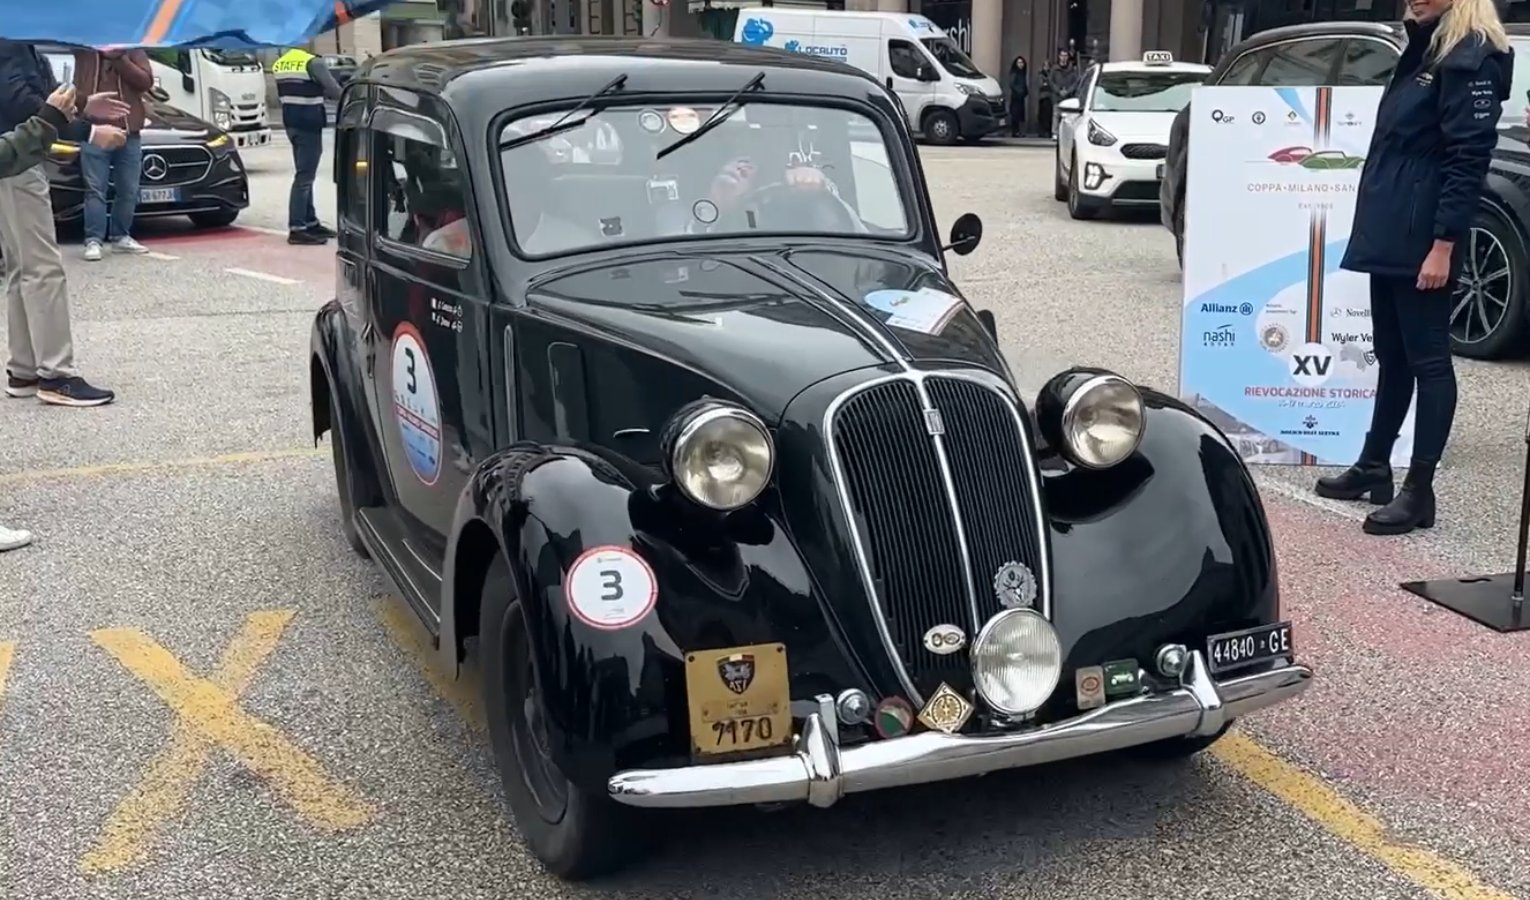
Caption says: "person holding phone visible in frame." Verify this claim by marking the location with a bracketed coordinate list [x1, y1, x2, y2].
[72, 47, 155, 261]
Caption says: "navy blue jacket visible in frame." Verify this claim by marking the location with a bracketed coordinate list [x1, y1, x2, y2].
[1341, 18, 1514, 277]
[0, 40, 88, 143]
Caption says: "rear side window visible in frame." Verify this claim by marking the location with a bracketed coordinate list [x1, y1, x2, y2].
[1257, 39, 1345, 86]
[1336, 39, 1398, 85]
[1218, 51, 1266, 85]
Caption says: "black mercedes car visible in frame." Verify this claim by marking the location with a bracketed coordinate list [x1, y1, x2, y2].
[37, 47, 250, 230]
[1161, 21, 1530, 360]
[311, 37, 1312, 879]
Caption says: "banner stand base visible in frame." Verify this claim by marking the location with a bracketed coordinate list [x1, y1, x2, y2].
[1400, 577, 1530, 633]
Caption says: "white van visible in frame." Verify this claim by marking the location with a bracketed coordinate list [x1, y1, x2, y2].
[143, 49, 272, 150]
[732, 9, 1005, 144]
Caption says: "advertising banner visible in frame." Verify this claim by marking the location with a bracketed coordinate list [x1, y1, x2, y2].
[1179, 85, 1414, 467]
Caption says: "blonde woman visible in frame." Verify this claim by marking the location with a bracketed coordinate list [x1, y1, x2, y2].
[1317, 0, 1513, 536]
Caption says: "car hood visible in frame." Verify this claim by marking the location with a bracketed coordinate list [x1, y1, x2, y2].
[525, 247, 1007, 422]
[139, 100, 224, 145]
[1090, 110, 1180, 143]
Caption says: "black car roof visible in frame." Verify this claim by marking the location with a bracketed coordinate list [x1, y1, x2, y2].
[356, 36, 883, 105]
[1231, 18, 1530, 52]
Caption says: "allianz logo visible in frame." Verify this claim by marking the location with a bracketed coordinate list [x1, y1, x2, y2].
[783, 39, 850, 57]
[1199, 301, 1255, 316]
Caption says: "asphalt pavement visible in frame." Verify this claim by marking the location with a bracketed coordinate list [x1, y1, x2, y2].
[0, 137, 1525, 900]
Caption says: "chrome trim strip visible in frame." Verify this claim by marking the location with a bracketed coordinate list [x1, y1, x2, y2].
[608, 654, 1314, 809]
[926, 369, 1054, 623]
[503, 324, 519, 443]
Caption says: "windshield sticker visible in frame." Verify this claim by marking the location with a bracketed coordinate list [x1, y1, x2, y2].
[565, 545, 659, 630]
[863, 288, 964, 335]
[668, 107, 701, 134]
[638, 109, 666, 133]
[390, 323, 442, 486]
[692, 199, 718, 224]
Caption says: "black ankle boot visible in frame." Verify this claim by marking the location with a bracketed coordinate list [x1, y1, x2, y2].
[1363, 460, 1436, 535]
[1314, 431, 1395, 503]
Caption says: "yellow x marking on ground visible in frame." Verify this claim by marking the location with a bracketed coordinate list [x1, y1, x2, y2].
[82, 611, 374, 875]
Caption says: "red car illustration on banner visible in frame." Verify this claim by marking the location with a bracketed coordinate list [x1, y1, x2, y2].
[1267, 146, 1314, 163]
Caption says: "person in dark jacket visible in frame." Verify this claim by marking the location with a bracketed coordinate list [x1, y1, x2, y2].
[1008, 56, 1029, 137]
[0, 40, 128, 408]
[1316, 0, 1513, 535]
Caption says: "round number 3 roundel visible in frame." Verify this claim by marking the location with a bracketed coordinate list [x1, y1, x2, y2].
[565, 545, 658, 630]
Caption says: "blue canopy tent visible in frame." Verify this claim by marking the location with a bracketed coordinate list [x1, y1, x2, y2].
[0, 0, 403, 50]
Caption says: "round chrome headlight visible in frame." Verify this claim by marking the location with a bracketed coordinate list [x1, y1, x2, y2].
[969, 609, 1063, 717]
[1051, 371, 1145, 469]
[664, 403, 774, 510]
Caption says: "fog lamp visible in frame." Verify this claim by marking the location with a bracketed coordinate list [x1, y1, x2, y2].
[970, 609, 1063, 717]
[660, 401, 773, 511]
[1083, 162, 1106, 190]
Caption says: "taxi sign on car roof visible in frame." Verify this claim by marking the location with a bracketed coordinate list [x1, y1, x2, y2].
[1143, 51, 1173, 65]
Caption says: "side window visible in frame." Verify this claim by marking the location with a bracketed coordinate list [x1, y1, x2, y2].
[145, 48, 179, 69]
[1218, 50, 1268, 85]
[335, 92, 369, 230]
[1258, 39, 1345, 86]
[1336, 39, 1399, 86]
[371, 116, 474, 261]
[889, 40, 924, 79]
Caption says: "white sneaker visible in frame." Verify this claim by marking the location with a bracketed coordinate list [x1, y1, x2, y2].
[112, 236, 150, 254]
[0, 524, 33, 552]
[83, 240, 103, 261]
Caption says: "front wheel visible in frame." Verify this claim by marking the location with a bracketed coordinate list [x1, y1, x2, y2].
[480, 559, 645, 880]
[1450, 205, 1528, 360]
[1174, 193, 1185, 270]
[1053, 148, 1067, 202]
[924, 109, 959, 146]
[326, 385, 369, 560]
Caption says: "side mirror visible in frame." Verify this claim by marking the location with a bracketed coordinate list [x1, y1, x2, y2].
[1057, 97, 1082, 115]
[943, 212, 983, 255]
[917, 63, 939, 82]
[181, 73, 194, 94]
[150, 85, 170, 103]
[977, 308, 997, 338]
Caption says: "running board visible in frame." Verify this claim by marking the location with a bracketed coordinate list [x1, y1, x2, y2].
[356, 506, 444, 638]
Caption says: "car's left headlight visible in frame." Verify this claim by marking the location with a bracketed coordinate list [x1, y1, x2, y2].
[971, 609, 1062, 716]
[1087, 119, 1117, 147]
[955, 82, 981, 97]
[660, 401, 774, 510]
[1036, 368, 1146, 469]
[210, 88, 233, 131]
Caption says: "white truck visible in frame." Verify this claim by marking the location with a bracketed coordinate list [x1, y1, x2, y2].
[143, 49, 272, 150]
[732, 9, 1005, 145]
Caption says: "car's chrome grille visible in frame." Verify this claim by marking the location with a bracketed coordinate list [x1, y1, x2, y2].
[1121, 143, 1168, 160]
[141, 146, 212, 187]
[827, 372, 1051, 705]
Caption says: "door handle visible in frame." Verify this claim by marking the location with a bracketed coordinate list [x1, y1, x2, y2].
[362, 320, 376, 379]
[885, 76, 893, 90]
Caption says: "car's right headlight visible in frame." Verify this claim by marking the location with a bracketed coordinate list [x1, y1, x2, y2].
[660, 401, 774, 510]
[1036, 368, 1146, 469]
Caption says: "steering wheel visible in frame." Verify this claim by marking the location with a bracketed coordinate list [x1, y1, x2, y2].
[720, 178, 862, 233]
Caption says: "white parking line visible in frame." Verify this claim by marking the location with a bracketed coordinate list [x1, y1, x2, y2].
[226, 268, 300, 286]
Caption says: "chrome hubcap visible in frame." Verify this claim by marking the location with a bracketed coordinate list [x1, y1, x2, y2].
[1451, 226, 1512, 344]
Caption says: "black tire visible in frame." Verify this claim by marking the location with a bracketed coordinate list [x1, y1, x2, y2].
[1130, 722, 1232, 761]
[189, 209, 240, 228]
[1174, 193, 1185, 270]
[1067, 154, 1100, 221]
[326, 385, 370, 560]
[481, 558, 645, 880]
[1449, 204, 1529, 360]
[924, 109, 959, 146]
[1053, 148, 1067, 202]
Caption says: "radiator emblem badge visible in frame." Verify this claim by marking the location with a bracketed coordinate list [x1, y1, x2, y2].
[994, 561, 1037, 609]
[916, 683, 974, 735]
[922, 624, 967, 655]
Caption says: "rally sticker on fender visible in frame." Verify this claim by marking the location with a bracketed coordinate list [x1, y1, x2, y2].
[565, 545, 658, 630]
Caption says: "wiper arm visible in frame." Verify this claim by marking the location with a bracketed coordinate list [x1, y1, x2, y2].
[655, 72, 766, 161]
[500, 73, 628, 151]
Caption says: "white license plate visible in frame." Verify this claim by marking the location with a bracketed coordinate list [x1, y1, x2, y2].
[139, 188, 177, 204]
[1156, 164, 1165, 180]
[237, 133, 269, 148]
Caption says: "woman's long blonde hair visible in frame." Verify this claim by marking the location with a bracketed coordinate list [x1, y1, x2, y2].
[1413, 0, 1510, 62]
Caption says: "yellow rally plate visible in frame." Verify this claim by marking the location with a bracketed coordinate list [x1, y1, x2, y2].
[685, 642, 792, 758]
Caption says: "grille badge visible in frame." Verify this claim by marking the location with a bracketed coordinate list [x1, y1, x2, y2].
[922, 624, 966, 655]
[141, 154, 168, 182]
[994, 561, 1037, 609]
[923, 408, 944, 435]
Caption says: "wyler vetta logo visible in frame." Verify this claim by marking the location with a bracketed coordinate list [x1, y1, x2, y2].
[1199, 301, 1254, 316]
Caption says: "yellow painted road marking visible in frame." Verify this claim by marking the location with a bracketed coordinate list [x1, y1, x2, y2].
[0, 448, 326, 486]
[1214, 732, 1515, 900]
[378, 596, 486, 733]
[0, 641, 14, 699]
[83, 612, 373, 875]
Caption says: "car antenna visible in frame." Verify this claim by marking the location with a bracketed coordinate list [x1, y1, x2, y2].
[500, 73, 629, 151]
[655, 71, 766, 161]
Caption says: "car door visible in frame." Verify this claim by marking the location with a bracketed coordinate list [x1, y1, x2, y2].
[886, 37, 936, 125]
[363, 92, 492, 581]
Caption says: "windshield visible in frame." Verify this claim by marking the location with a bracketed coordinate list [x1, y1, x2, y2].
[920, 37, 983, 80]
[204, 49, 259, 67]
[1090, 70, 1205, 112]
[498, 102, 912, 258]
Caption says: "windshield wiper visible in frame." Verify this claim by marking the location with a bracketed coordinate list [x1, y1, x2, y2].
[655, 72, 766, 161]
[500, 73, 628, 151]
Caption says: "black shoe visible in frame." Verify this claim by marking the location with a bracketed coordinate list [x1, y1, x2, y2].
[1313, 430, 1395, 504]
[305, 222, 337, 238]
[5, 374, 38, 398]
[288, 229, 328, 245]
[1363, 460, 1436, 535]
[37, 375, 114, 407]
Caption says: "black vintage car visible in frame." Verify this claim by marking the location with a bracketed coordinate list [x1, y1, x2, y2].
[310, 37, 1312, 879]
[1161, 21, 1530, 360]
[37, 46, 251, 230]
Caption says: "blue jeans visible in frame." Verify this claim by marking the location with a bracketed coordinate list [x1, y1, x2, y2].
[288, 127, 323, 231]
[80, 133, 142, 243]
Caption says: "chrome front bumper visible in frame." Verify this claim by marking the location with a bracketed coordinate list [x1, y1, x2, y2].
[607, 651, 1311, 809]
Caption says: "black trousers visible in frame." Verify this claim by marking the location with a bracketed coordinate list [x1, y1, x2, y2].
[1037, 98, 1052, 137]
[1366, 273, 1457, 465]
[1008, 96, 1027, 136]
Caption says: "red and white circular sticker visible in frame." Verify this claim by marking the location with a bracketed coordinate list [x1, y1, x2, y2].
[565, 545, 658, 630]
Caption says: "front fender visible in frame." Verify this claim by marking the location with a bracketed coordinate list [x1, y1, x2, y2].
[310, 300, 385, 506]
[441, 443, 862, 792]
[1040, 389, 1278, 717]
